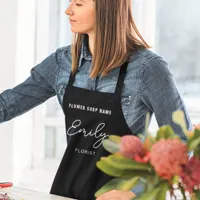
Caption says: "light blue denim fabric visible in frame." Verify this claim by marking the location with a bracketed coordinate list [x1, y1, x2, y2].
[0, 37, 192, 196]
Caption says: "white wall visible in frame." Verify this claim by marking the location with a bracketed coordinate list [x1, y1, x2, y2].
[0, 0, 37, 183]
[0, 0, 18, 181]
[133, 0, 156, 47]
[13, 0, 37, 184]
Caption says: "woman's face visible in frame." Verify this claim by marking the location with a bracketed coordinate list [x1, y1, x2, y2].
[65, 0, 95, 35]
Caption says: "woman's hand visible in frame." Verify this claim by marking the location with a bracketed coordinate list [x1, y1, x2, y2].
[194, 123, 200, 129]
[96, 190, 136, 200]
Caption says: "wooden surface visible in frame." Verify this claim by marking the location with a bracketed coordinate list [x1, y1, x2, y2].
[0, 186, 77, 200]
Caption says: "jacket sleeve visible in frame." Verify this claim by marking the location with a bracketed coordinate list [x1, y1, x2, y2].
[0, 50, 61, 123]
[140, 56, 192, 141]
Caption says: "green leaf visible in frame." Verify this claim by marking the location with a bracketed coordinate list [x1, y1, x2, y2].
[144, 112, 150, 135]
[157, 182, 169, 200]
[101, 154, 153, 172]
[95, 176, 140, 197]
[194, 190, 200, 199]
[172, 110, 187, 134]
[179, 184, 187, 200]
[102, 139, 120, 153]
[135, 187, 160, 200]
[172, 176, 180, 185]
[191, 194, 198, 200]
[188, 137, 200, 151]
[192, 129, 200, 140]
[96, 159, 127, 177]
[194, 144, 200, 157]
[156, 125, 176, 140]
[96, 159, 149, 178]
[97, 158, 154, 178]
[187, 129, 200, 152]
[96, 154, 154, 179]
[109, 135, 121, 144]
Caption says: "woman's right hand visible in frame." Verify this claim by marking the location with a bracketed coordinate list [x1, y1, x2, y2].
[193, 123, 200, 130]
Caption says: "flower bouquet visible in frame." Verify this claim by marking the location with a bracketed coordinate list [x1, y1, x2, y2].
[95, 110, 200, 200]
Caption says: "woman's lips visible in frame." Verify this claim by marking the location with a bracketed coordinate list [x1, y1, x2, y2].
[69, 19, 77, 23]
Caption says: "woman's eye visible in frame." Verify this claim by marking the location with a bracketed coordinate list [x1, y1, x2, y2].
[68, 0, 82, 6]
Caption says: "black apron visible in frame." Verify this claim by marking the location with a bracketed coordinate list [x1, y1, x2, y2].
[50, 61, 133, 200]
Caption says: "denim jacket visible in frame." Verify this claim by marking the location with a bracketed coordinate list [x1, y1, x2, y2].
[0, 38, 192, 195]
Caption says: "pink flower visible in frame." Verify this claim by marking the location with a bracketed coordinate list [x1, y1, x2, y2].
[120, 135, 145, 159]
[181, 156, 200, 192]
[150, 138, 188, 180]
[133, 151, 151, 163]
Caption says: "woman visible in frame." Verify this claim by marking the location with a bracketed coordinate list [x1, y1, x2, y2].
[0, 0, 192, 200]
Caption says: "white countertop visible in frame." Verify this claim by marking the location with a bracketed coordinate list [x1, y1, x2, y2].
[0, 186, 76, 200]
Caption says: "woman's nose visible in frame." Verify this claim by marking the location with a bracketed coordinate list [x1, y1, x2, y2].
[65, 5, 74, 16]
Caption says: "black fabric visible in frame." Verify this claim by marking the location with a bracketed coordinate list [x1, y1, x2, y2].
[50, 62, 133, 200]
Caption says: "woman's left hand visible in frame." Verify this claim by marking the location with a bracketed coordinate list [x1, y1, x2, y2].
[96, 190, 136, 200]
[194, 123, 200, 129]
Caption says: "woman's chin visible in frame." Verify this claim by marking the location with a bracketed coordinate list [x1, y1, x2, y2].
[71, 30, 83, 34]
[70, 27, 90, 35]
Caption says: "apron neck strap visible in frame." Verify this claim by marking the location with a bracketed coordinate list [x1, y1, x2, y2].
[115, 61, 128, 96]
[68, 71, 76, 86]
